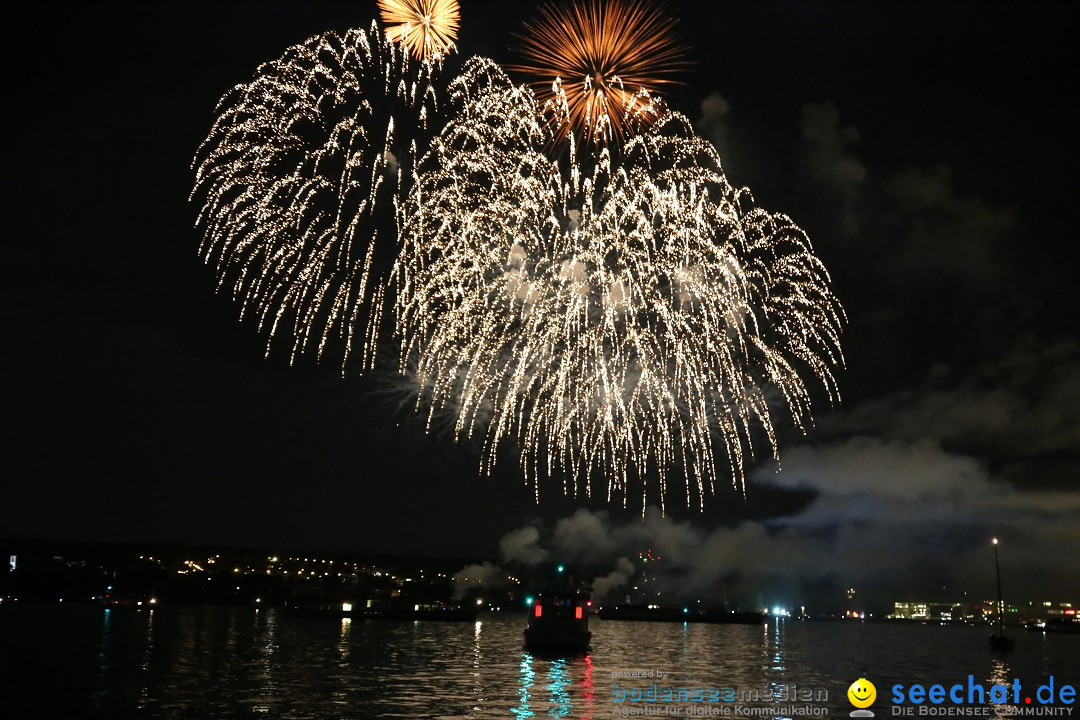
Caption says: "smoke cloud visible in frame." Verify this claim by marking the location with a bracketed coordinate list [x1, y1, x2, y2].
[592, 557, 635, 600]
[452, 561, 505, 599]
[487, 437, 1080, 609]
[499, 525, 548, 565]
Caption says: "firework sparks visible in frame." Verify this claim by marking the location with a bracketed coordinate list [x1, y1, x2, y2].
[394, 60, 844, 509]
[510, 0, 687, 146]
[192, 12, 843, 510]
[192, 24, 445, 373]
[379, 0, 461, 61]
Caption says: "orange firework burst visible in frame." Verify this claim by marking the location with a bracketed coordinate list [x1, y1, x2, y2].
[378, 0, 460, 61]
[511, 0, 687, 146]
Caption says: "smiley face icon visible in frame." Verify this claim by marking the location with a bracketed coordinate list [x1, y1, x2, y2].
[848, 678, 877, 708]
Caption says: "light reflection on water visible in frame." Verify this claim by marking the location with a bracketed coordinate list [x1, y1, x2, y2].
[545, 657, 571, 718]
[90, 606, 112, 707]
[512, 652, 536, 719]
[137, 608, 154, 709]
[988, 657, 1013, 715]
[255, 607, 278, 713]
[2, 607, 1078, 719]
[581, 655, 595, 718]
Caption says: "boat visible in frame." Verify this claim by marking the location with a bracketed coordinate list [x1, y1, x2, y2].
[598, 605, 765, 624]
[1025, 616, 1080, 634]
[989, 633, 1015, 652]
[284, 599, 478, 621]
[379, 602, 480, 621]
[523, 589, 592, 654]
[1043, 617, 1080, 634]
[988, 538, 1015, 652]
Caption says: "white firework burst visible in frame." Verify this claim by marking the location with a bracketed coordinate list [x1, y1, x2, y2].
[192, 23, 446, 373]
[394, 59, 845, 509]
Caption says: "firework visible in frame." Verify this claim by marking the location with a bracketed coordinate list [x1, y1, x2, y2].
[192, 24, 445, 373]
[510, 0, 687, 146]
[394, 61, 844, 508]
[379, 0, 461, 61]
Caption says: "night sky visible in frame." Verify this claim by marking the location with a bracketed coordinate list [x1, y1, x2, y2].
[7, 1, 1078, 604]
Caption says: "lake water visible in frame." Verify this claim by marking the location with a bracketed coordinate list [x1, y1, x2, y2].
[1, 607, 1076, 718]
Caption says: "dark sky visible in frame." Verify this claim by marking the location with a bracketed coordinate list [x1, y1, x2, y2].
[6, 1, 1078, 604]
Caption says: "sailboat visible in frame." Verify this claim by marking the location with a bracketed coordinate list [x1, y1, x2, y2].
[988, 537, 1015, 652]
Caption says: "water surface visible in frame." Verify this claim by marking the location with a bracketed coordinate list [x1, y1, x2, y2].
[1, 606, 1076, 718]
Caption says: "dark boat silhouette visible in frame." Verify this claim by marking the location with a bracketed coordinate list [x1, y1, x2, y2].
[1025, 616, 1080, 634]
[523, 588, 592, 654]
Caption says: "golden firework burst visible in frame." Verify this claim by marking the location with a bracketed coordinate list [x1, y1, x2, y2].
[379, 0, 461, 61]
[510, 0, 687, 146]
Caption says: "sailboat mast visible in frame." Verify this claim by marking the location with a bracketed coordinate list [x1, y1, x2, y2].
[993, 537, 1004, 636]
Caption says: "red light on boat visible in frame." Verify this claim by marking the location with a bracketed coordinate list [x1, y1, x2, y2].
[586, 601, 592, 607]
[535, 605, 542, 618]
[1066, 608, 1076, 616]
[575, 606, 583, 620]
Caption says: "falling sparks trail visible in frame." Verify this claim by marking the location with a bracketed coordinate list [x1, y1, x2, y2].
[393, 60, 845, 509]
[192, 24, 446, 373]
